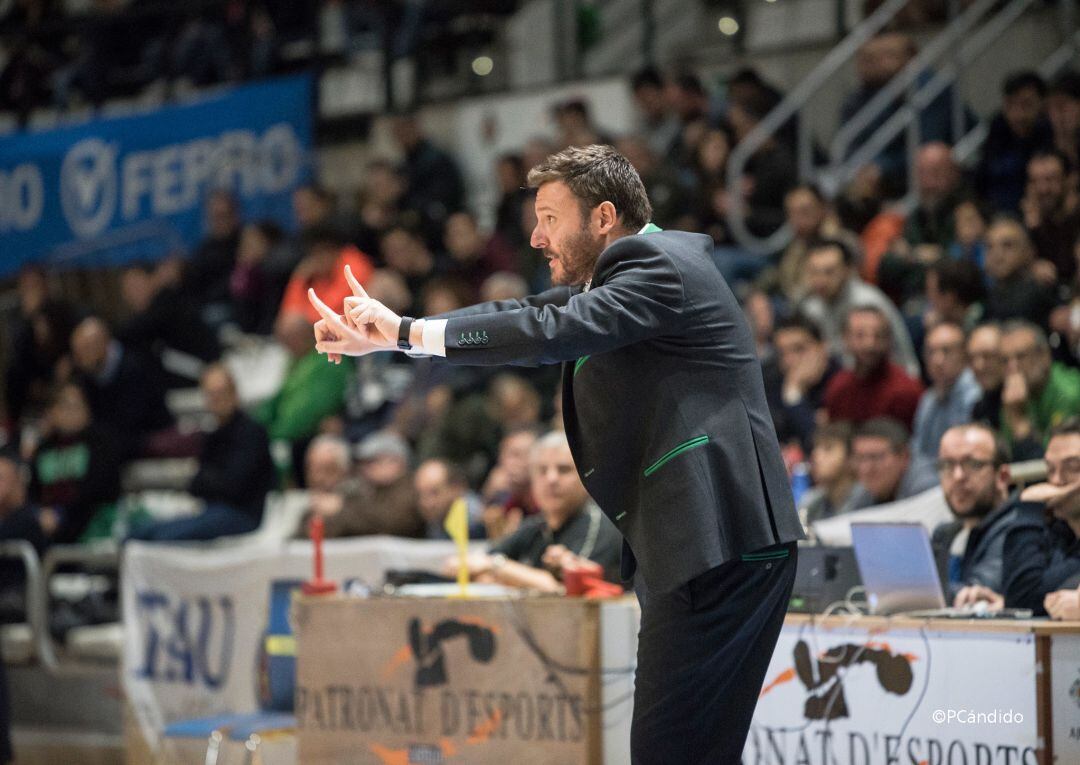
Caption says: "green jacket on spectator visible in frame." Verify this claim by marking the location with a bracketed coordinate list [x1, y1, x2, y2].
[1001, 362, 1080, 447]
[256, 349, 352, 442]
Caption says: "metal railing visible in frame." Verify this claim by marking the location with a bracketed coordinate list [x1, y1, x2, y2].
[726, 0, 1080, 255]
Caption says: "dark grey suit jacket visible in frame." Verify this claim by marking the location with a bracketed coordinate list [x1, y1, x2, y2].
[433, 230, 805, 591]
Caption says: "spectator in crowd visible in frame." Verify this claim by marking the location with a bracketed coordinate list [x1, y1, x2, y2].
[552, 97, 613, 149]
[4, 267, 79, 438]
[390, 112, 465, 244]
[968, 322, 1007, 427]
[823, 306, 924, 428]
[762, 314, 841, 453]
[0, 451, 48, 556]
[616, 135, 689, 230]
[911, 322, 981, 460]
[118, 260, 221, 384]
[27, 382, 122, 545]
[306, 432, 425, 539]
[774, 185, 862, 301]
[982, 218, 1058, 329]
[924, 258, 986, 330]
[441, 211, 517, 298]
[481, 426, 541, 540]
[256, 313, 351, 474]
[933, 423, 1021, 604]
[839, 32, 967, 195]
[129, 364, 275, 541]
[691, 124, 735, 244]
[379, 225, 438, 310]
[182, 189, 242, 324]
[665, 71, 711, 169]
[1022, 150, 1080, 283]
[415, 458, 485, 540]
[229, 220, 289, 335]
[743, 290, 776, 363]
[799, 423, 857, 526]
[998, 320, 1080, 451]
[70, 316, 172, 457]
[631, 66, 681, 158]
[847, 417, 938, 510]
[799, 239, 920, 376]
[878, 143, 964, 307]
[976, 71, 1052, 214]
[278, 225, 376, 326]
[493, 153, 530, 249]
[1046, 71, 1080, 172]
[451, 431, 621, 589]
[480, 271, 529, 303]
[356, 160, 407, 256]
[999, 420, 1080, 613]
[948, 198, 990, 267]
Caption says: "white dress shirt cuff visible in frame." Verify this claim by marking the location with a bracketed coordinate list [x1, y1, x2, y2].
[404, 318, 447, 357]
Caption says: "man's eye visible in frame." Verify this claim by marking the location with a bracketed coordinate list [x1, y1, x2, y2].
[547, 216, 555, 224]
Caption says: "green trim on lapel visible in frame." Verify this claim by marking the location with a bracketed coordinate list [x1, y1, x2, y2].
[643, 435, 709, 477]
[573, 355, 590, 377]
[640, 222, 663, 234]
[741, 550, 791, 561]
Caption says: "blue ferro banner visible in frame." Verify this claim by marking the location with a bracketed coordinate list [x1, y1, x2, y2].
[0, 74, 313, 277]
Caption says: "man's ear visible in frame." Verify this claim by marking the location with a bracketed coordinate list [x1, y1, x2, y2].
[596, 201, 619, 235]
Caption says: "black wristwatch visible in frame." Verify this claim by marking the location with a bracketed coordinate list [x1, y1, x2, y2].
[397, 316, 415, 350]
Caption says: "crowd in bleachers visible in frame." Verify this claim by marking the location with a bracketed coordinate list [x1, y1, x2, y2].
[1, 23, 1080, 622]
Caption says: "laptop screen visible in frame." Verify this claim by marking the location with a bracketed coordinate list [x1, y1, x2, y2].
[850, 522, 947, 615]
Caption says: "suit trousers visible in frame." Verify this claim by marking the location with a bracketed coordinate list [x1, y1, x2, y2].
[631, 542, 797, 764]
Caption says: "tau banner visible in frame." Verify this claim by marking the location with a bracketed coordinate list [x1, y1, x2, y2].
[294, 596, 604, 764]
[744, 621, 1039, 764]
[0, 74, 312, 276]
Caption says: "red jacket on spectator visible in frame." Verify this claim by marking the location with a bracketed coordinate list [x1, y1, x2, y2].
[279, 246, 375, 324]
[823, 362, 924, 429]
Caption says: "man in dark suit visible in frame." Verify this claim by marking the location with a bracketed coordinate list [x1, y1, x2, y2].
[309, 145, 805, 763]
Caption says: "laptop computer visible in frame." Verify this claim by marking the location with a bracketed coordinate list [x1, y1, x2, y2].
[789, 545, 861, 613]
[849, 522, 1032, 618]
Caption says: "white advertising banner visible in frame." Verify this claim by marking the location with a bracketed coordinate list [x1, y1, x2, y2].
[121, 536, 468, 750]
[744, 621, 1040, 764]
[1051, 632, 1080, 762]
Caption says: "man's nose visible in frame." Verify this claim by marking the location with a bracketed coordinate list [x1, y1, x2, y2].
[530, 225, 546, 249]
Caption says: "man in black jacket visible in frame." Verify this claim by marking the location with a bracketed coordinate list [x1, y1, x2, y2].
[128, 364, 276, 542]
[309, 145, 805, 763]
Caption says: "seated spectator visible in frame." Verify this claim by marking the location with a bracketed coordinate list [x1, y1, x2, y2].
[451, 431, 621, 590]
[924, 259, 985, 331]
[799, 239, 920, 376]
[306, 432, 425, 539]
[847, 418, 938, 510]
[911, 322, 981, 460]
[630, 66, 681, 159]
[129, 365, 276, 542]
[229, 221, 289, 335]
[799, 423, 857, 526]
[0, 451, 48, 556]
[70, 316, 172, 457]
[743, 290, 775, 363]
[356, 161, 407, 256]
[278, 225, 376, 326]
[391, 112, 465, 245]
[118, 260, 221, 385]
[932, 423, 1021, 604]
[983, 218, 1058, 329]
[481, 426, 541, 540]
[999, 321, 1080, 452]
[616, 135, 689, 230]
[1047, 71, 1080, 172]
[823, 306, 924, 429]
[968, 323, 1007, 428]
[27, 382, 123, 545]
[552, 98, 614, 150]
[441, 211, 516, 298]
[493, 153, 530, 249]
[976, 71, 1052, 214]
[947, 198, 990, 267]
[774, 184, 862, 302]
[763, 314, 841, 453]
[182, 190, 242, 326]
[379, 225, 438, 311]
[1022, 150, 1080, 284]
[256, 313, 351, 476]
[415, 458, 485, 540]
[4, 266, 79, 438]
[480, 272, 529, 303]
[998, 420, 1080, 613]
[878, 143, 964, 307]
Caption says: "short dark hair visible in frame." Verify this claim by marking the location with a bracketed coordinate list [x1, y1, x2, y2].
[429, 458, 469, 489]
[1049, 70, 1080, 100]
[843, 304, 890, 336]
[944, 422, 1012, 467]
[1029, 149, 1073, 176]
[300, 223, 347, 251]
[1003, 70, 1046, 98]
[928, 258, 985, 307]
[674, 72, 706, 96]
[854, 417, 910, 453]
[296, 182, 333, 203]
[774, 313, 824, 343]
[631, 66, 665, 91]
[1049, 417, 1080, 441]
[786, 183, 827, 204]
[813, 422, 853, 451]
[807, 238, 856, 266]
[527, 144, 653, 232]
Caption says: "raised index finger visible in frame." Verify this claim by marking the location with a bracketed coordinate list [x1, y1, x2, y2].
[344, 264, 368, 299]
[308, 288, 343, 324]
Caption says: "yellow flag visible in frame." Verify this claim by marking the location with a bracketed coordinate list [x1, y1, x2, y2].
[444, 497, 470, 597]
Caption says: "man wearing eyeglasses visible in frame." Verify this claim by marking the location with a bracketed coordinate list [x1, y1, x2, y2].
[931, 423, 1021, 606]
